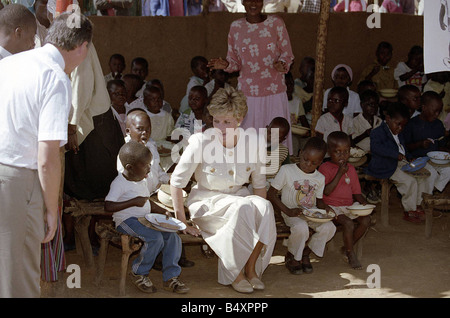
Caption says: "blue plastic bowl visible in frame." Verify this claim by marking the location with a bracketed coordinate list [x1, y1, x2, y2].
[401, 157, 429, 172]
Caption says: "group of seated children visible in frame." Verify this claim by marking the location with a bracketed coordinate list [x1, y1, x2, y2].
[101, 47, 449, 294]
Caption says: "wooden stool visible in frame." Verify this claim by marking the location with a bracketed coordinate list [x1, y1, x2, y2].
[421, 193, 450, 239]
[65, 198, 106, 268]
[363, 175, 393, 227]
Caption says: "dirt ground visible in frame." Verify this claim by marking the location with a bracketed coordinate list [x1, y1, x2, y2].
[40, 188, 450, 301]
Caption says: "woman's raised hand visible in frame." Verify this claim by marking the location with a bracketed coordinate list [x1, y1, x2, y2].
[184, 224, 201, 237]
[273, 60, 288, 73]
[208, 57, 229, 70]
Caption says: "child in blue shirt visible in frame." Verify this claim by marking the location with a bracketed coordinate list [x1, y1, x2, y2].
[366, 103, 436, 223]
[403, 91, 450, 192]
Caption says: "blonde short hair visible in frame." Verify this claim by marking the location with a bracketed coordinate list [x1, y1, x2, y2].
[207, 86, 248, 120]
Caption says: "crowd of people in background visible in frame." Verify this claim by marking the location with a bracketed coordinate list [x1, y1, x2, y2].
[0, 0, 426, 17]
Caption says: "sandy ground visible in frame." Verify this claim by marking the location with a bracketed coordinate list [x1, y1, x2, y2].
[40, 189, 450, 302]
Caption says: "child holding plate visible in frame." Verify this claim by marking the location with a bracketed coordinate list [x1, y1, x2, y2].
[268, 137, 336, 275]
[105, 141, 189, 294]
[319, 131, 371, 270]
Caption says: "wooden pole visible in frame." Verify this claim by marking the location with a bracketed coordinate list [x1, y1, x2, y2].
[311, 0, 331, 136]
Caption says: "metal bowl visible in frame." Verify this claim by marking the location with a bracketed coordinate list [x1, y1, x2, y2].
[302, 208, 335, 223]
[347, 204, 376, 216]
[427, 151, 450, 165]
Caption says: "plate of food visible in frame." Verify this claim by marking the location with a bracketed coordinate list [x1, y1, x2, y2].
[349, 147, 366, 162]
[145, 213, 186, 232]
[378, 88, 398, 98]
[302, 208, 336, 223]
[427, 151, 450, 165]
[291, 125, 310, 137]
[400, 157, 429, 172]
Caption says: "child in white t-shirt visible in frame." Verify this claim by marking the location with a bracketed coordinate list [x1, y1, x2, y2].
[118, 109, 169, 194]
[268, 137, 336, 275]
[105, 141, 189, 294]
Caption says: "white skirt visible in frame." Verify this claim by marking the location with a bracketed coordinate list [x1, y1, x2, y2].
[187, 187, 277, 285]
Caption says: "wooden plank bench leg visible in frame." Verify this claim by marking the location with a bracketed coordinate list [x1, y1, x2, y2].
[74, 215, 94, 268]
[380, 179, 390, 227]
[94, 233, 110, 286]
[424, 207, 433, 239]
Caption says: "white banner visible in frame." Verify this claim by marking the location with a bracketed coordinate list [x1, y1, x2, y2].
[424, 0, 450, 73]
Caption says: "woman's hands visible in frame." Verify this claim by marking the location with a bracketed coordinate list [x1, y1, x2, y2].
[183, 224, 201, 236]
[273, 60, 288, 73]
[208, 58, 229, 70]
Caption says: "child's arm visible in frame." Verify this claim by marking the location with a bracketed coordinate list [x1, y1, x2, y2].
[353, 193, 368, 205]
[323, 163, 348, 196]
[267, 186, 302, 217]
[316, 198, 334, 214]
[298, 115, 310, 129]
[104, 196, 149, 213]
[352, 129, 371, 145]
[406, 139, 433, 153]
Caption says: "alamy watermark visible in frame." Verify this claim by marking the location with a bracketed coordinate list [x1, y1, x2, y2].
[366, 4, 381, 29]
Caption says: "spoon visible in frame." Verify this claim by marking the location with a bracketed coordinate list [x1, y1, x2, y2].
[427, 136, 445, 144]
[402, 159, 416, 168]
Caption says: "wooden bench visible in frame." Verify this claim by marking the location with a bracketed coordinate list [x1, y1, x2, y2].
[360, 167, 431, 227]
[66, 196, 291, 296]
[94, 216, 290, 296]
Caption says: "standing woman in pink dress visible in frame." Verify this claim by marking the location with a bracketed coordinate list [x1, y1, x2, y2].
[208, 0, 295, 154]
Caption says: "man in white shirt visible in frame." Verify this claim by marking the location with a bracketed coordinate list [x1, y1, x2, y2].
[0, 3, 37, 60]
[0, 12, 92, 298]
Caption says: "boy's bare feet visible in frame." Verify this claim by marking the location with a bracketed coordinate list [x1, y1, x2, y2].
[345, 250, 362, 270]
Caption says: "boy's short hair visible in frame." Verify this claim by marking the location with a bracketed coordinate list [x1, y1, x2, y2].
[269, 116, 290, 132]
[327, 131, 351, 147]
[190, 85, 208, 98]
[119, 140, 151, 168]
[303, 136, 327, 155]
[147, 78, 163, 89]
[360, 89, 380, 104]
[376, 41, 393, 53]
[357, 80, 377, 95]
[106, 79, 125, 92]
[45, 12, 93, 51]
[397, 84, 420, 102]
[386, 102, 410, 119]
[0, 3, 37, 33]
[144, 85, 161, 96]
[421, 90, 442, 106]
[190, 55, 208, 71]
[131, 57, 148, 69]
[408, 45, 423, 57]
[300, 56, 315, 68]
[329, 86, 349, 102]
[126, 107, 148, 118]
[109, 53, 125, 63]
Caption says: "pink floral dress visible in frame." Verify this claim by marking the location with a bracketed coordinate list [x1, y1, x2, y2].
[224, 14, 295, 153]
[225, 14, 294, 98]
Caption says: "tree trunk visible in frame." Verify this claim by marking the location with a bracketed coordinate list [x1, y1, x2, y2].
[311, 0, 331, 136]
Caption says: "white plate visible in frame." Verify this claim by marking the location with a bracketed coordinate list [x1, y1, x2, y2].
[302, 208, 335, 223]
[346, 204, 376, 216]
[144, 213, 186, 232]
